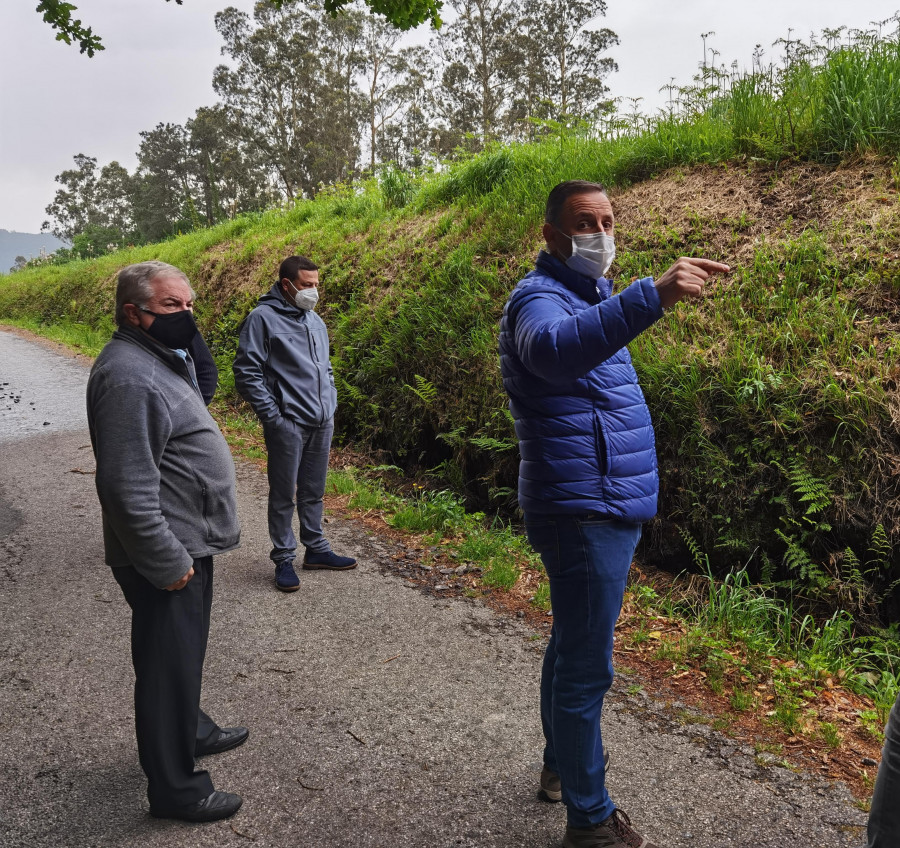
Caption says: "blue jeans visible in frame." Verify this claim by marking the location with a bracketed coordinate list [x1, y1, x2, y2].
[263, 416, 334, 563]
[869, 689, 900, 847]
[526, 514, 642, 828]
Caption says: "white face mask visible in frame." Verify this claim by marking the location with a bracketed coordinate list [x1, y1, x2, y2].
[562, 230, 616, 279]
[287, 281, 319, 311]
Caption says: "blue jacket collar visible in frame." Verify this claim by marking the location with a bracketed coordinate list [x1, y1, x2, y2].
[535, 250, 611, 303]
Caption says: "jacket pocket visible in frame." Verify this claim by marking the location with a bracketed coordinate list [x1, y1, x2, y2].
[592, 410, 610, 477]
[200, 485, 212, 542]
[310, 327, 331, 364]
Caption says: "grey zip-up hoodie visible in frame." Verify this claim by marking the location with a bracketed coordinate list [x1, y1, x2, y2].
[87, 325, 241, 589]
[232, 284, 337, 428]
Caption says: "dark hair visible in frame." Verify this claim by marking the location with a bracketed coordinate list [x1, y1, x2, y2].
[279, 255, 318, 282]
[545, 180, 606, 224]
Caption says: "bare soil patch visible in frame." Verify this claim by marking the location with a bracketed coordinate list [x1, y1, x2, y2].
[611, 156, 899, 267]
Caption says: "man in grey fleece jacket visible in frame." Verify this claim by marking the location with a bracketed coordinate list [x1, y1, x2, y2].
[87, 261, 247, 823]
[233, 254, 356, 592]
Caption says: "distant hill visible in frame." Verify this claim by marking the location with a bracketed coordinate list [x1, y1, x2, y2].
[0, 230, 66, 275]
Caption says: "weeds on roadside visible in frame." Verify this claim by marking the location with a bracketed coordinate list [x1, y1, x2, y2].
[0, 316, 114, 357]
[325, 468, 540, 593]
[625, 551, 899, 738]
[819, 721, 843, 748]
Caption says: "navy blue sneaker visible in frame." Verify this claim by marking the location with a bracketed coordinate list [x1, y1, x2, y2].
[302, 550, 357, 570]
[274, 559, 300, 592]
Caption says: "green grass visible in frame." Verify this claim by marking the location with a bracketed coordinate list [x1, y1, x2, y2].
[729, 689, 756, 712]
[532, 580, 551, 610]
[388, 488, 468, 533]
[323, 467, 540, 591]
[633, 561, 900, 733]
[819, 721, 843, 749]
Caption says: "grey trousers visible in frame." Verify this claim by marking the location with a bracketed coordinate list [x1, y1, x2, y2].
[869, 689, 900, 847]
[263, 416, 333, 564]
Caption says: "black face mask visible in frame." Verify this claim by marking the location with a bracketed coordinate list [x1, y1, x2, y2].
[139, 307, 198, 350]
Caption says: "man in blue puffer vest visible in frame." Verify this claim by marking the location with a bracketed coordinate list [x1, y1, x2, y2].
[499, 181, 729, 848]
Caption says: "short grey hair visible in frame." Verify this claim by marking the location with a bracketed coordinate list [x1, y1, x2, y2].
[114, 261, 195, 326]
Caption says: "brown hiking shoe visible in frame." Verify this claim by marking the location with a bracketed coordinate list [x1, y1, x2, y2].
[539, 748, 610, 803]
[539, 766, 562, 802]
[562, 809, 661, 848]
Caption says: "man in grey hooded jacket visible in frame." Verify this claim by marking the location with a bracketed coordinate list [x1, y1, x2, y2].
[233, 255, 356, 592]
[87, 261, 247, 823]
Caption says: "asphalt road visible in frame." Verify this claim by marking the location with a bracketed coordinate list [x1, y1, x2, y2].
[0, 328, 869, 848]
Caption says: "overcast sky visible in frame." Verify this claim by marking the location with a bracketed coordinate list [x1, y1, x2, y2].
[1, 0, 898, 233]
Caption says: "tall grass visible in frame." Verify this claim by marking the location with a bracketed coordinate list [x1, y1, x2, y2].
[815, 41, 900, 157]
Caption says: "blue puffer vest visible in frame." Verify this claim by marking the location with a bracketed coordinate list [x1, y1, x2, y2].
[499, 251, 665, 522]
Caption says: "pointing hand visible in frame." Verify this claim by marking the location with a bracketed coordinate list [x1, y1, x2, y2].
[654, 257, 730, 309]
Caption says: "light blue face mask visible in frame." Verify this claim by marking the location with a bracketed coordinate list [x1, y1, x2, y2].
[563, 230, 616, 279]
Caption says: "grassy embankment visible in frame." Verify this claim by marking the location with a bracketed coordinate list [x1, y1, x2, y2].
[2, 28, 900, 750]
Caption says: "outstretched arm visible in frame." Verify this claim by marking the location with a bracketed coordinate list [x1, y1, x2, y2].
[513, 276, 664, 383]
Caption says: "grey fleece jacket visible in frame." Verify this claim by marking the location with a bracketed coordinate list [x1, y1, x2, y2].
[86, 325, 240, 589]
[232, 284, 337, 428]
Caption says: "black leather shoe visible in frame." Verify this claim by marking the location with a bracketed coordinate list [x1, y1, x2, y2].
[195, 726, 249, 757]
[150, 790, 243, 822]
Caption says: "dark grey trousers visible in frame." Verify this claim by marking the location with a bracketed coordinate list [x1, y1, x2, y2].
[869, 689, 900, 847]
[263, 416, 334, 563]
[113, 557, 221, 811]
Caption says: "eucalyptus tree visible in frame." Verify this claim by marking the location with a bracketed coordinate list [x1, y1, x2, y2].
[300, 5, 368, 190]
[213, 1, 366, 199]
[43, 154, 136, 244]
[187, 106, 280, 225]
[373, 45, 436, 167]
[358, 13, 412, 169]
[43, 154, 101, 240]
[430, 0, 523, 148]
[511, 0, 618, 136]
[131, 123, 199, 241]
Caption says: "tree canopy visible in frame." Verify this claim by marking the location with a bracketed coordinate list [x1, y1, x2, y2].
[41, 0, 619, 255]
[36, 0, 441, 57]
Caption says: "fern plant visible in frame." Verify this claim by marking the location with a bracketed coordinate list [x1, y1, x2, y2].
[867, 524, 892, 575]
[786, 457, 833, 529]
[468, 435, 515, 453]
[678, 526, 709, 571]
[775, 529, 831, 592]
[759, 550, 776, 584]
[405, 374, 438, 405]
